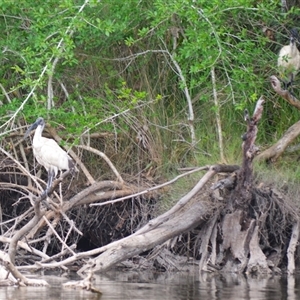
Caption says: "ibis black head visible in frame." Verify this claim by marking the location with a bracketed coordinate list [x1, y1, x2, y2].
[24, 117, 45, 139]
[290, 28, 299, 43]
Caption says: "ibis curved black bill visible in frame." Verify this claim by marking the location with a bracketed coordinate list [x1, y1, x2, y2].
[24, 117, 45, 139]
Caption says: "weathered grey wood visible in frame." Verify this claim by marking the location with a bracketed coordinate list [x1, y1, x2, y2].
[221, 210, 256, 273]
[8, 195, 45, 265]
[78, 164, 240, 274]
[248, 225, 270, 274]
[234, 96, 264, 207]
[198, 215, 218, 272]
[256, 120, 300, 162]
[78, 179, 216, 274]
[287, 222, 299, 274]
[270, 75, 300, 110]
[134, 164, 238, 236]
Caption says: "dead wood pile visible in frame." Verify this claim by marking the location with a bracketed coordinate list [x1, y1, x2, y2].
[0, 91, 299, 288]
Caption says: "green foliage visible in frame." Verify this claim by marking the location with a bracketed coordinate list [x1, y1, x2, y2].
[0, 0, 299, 174]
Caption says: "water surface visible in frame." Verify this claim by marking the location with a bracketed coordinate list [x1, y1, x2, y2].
[0, 270, 298, 300]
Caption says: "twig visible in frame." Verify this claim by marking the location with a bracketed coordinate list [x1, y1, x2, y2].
[42, 216, 60, 254]
[8, 194, 46, 265]
[0, 147, 42, 191]
[90, 165, 210, 207]
[42, 216, 77, 256]
[62, 226, 73, 254]
[40, 244, 77, 264]
[0, 236, 50, 260]
[159, 42, 196, 144]
[0, 83, 11, 103]
[1, 207, 34, 235]
[76, 144, 123, 184]
[60, 211, 83, 236]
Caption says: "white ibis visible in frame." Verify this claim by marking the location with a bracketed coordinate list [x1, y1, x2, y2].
[24, 117, 75, 196]
[278, 28, 300, 90]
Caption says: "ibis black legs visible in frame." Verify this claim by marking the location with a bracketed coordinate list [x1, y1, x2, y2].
[281, 75, 296, 96]
[41, 170, 55, 197]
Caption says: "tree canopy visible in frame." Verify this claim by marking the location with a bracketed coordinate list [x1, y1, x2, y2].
[0, 0, 300, 167]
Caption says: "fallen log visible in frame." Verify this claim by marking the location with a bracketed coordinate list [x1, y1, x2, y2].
[256, 120, 300, 162]
[77, 164, 238, 274]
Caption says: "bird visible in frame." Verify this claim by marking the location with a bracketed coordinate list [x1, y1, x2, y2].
[24, 117, 75, 197]
[278, 28, 300, 91]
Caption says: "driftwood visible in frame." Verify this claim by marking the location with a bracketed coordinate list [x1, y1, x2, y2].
[233, 97, 264, 207]
[256, 120, 300, 162]
[257, 75, 300, 162]
[63, 270, 102, 294]
[0, 250, 48, 286]
[269, 75, 300, 110]
[211, 97, 274, 273]
[12, 164, 237, 275]
[196, 97, 298, 275]
[78, 165, 222, 275]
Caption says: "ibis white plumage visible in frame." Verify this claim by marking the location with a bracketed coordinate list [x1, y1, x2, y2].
[24, 117, 75, 196]
[278, 28, 300, 90]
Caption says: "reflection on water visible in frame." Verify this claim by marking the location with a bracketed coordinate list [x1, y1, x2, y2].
[0, 270, 299, 300]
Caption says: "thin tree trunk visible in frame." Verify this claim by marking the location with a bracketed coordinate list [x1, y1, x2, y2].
[211, 67, 225, 162]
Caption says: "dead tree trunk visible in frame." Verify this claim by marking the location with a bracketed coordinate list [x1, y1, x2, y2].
[233, 97, 264, 208]
[207, 96, 299, 275]
[213, 97, 271, 273]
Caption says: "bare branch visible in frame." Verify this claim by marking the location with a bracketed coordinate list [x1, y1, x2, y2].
[0, 236, 49, 260]
[160, 44, 196, 144]
[8, 195, 46, 264]
[270, 75, 300, 110]
[76, 145, 123, 184]
[42, 216, 77, 256]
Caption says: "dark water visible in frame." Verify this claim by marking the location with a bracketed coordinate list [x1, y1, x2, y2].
[0, 270, 299, 300]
